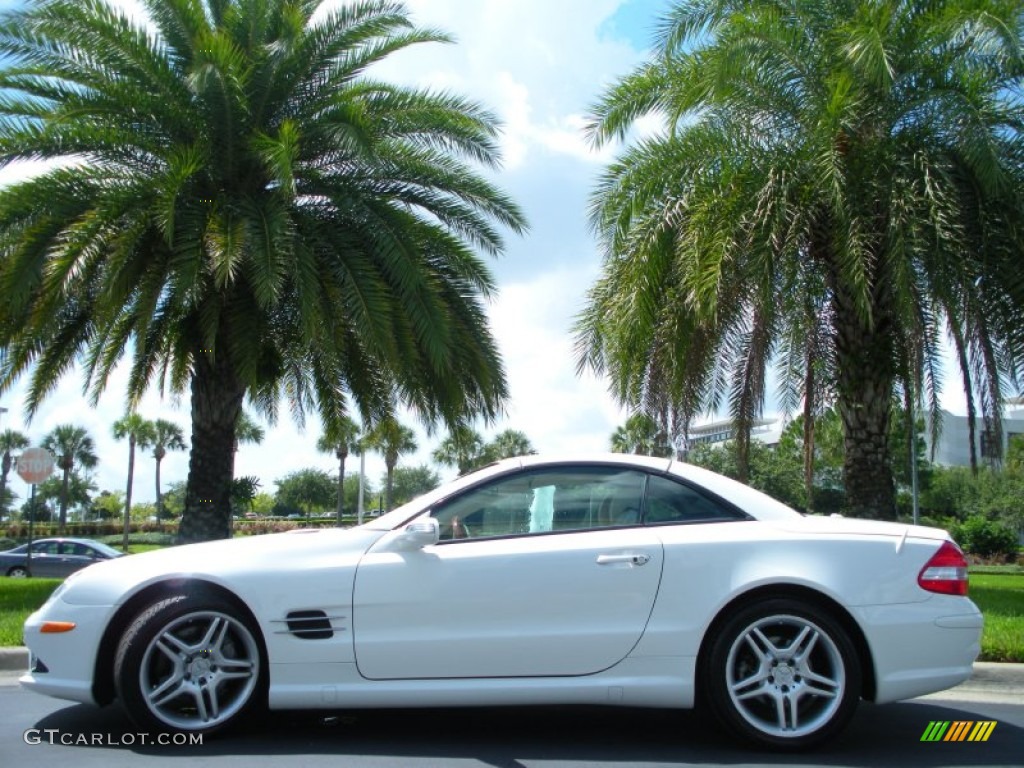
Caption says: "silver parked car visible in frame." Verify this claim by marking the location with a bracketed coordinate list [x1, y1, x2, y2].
[0, 537, 123, 578]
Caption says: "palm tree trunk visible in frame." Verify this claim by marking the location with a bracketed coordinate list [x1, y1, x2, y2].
[178, 349, 245, 543]
[336, 453, 346, 526]
[0, 452, 10, 521]
[803, 359, 815, 514]
[123, 438, 135, 552]
[830, 274, 897, 520]
[385, 462, 395, 512]
[58, 464, 71, 533]
[155, 456, 163, 519]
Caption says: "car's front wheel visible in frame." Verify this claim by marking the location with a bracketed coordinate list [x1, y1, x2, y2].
[7, 566, 29, 577]
[114, 593, 265, 735]
[704, 598, 861, 750]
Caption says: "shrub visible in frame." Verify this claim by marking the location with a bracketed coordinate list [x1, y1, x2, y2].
[952, 516, 1019, 561]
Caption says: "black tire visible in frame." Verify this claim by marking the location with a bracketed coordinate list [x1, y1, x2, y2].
[7, 566, 29, 578]
[703, 597, 861, 750]
[114, 593, 265, 735]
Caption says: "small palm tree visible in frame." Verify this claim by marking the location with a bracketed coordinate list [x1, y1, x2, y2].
[432, 425, 485, 475]
[113, 413, 156, 551]
[317, 415, 362, 526]
[365, 418, 417, 512]
[42, 424, 98, 532]
[610, 413, 671, 457]
[485, 429, 537, 462]
[0, 429, 29, 519]
[151, 419, 187, 520]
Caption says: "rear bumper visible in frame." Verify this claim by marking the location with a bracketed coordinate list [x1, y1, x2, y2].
[854, 598, 982, 703]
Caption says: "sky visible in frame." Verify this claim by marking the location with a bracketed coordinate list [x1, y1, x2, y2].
[0, 0, 970, 507]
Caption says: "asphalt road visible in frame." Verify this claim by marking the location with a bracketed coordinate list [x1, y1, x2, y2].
[0, 670, 1021, 768]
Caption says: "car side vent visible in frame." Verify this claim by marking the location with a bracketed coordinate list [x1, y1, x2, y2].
[284, 610, 335, 640]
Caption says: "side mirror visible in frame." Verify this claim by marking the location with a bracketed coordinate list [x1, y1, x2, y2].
[394, 517, 440, 550]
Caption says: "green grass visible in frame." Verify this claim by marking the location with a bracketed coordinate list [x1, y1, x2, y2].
[126, 544, 165, 554]
[0, 579, 61, 647]
[970, 572, 1024, 662]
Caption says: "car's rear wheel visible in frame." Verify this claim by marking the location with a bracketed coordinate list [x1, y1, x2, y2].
[114, 594, 265, 735]
[7, 566, 28, 578]
[704, 598, 861, 750]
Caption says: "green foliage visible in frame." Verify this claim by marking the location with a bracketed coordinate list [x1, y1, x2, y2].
[952, 517, 1020, 560]
[611, 413, 672, 457]
[384, 465, 440, 507]
[577, 0, 1024, 517]
[433, 425, 486, 474]
[250, 492, 277, 518]
[91, 490, 124, 520]
[160, 482, 186, 520]
[0, 429, 29, 517]
[274, 468, 337, 516]
[130, 502, 157, 522]
[230, 476, 261, 513]
[36, 471, 96, 519]
[433, 427, 537, 475]
[921, 465, 1024, 529]
[688, 440, 807, 511]
[0, 0, 526, 542]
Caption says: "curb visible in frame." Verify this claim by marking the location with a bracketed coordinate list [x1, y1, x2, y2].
[0, 647, 27, 673]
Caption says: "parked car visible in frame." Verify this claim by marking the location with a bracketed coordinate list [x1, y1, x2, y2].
[20, 454, 981, 749]
[1, 537, 123, 578]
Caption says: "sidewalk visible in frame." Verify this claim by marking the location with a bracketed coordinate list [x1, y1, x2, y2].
[2, 644, 1022, 698]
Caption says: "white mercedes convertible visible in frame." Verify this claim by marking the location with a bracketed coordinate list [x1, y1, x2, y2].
[21, 454, 982, 749]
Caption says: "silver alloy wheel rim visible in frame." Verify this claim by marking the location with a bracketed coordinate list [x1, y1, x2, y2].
[725, 613, 845, 739]
[139, 610, 259, 730]
[9, 567, 27, 578]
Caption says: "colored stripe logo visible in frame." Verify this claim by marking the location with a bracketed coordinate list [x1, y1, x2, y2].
[921, 721, 997, 742]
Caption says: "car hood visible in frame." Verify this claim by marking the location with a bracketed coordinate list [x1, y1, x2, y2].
[58, 526, 385, 606]
[767, 514, 950, 541]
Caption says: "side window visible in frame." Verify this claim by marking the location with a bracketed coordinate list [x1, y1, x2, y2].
[31, 541, 59, 555]
[433, 466, 647, 541]
[644, 474, 747, 524]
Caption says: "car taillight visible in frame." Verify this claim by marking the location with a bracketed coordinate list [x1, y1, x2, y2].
[918, 540, 969, 596]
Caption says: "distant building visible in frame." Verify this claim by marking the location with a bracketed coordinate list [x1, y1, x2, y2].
[925, 397, 1024, 466]
[685, 417, 784, 450]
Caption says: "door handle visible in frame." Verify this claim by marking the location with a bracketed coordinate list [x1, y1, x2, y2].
[596, 553, 650, 566]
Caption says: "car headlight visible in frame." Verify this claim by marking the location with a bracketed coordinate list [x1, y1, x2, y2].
[40, 569, 82, 608]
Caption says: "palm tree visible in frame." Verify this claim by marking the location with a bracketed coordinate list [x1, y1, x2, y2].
[232, 409, 266, 482]
[0, 429, 29, 520]
[41, 424, 98, 532]
[577, 0, 1024, 518]
[151, 419, 187, 520]
[0, 0, 526, 543]
[365, 417, 417, 512]
[610, 413, 671, 457]
[432, 424, 485, 475]
[113, 413, 157, 551]
[485, 429, 537, 461]
[316, 415, 362, 526]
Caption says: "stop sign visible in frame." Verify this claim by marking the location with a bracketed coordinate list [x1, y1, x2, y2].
[17, 447, 55, 485]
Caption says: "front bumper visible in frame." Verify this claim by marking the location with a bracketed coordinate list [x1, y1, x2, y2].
[20, 599, 115, 706]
